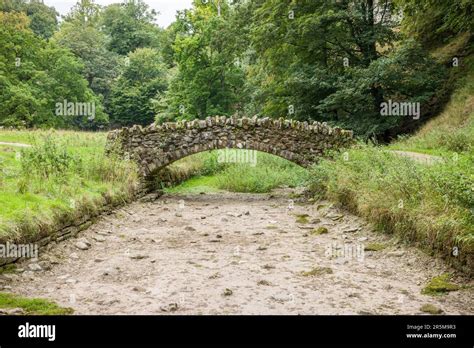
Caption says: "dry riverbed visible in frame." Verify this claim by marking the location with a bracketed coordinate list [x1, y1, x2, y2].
[1, 189, 473, 314]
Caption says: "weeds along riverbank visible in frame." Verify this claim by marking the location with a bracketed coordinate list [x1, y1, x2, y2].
[0, 130, 138, 245]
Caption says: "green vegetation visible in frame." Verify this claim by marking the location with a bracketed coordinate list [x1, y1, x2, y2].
[307, 35, 474, 274]
[0, 0, 472, 279]
[394, 0, 472, 45]
[0, 292, 73, 315]
[391, 56, 474, 155]
[0, 129, 137, 242]
[164, 175, 223, 195]
[0, 263, 17, 274]
[1, 0, 457, 138]
[309, 145, 473, 273]
[300, 267, 333, 277]
[156, 1, 247, 122]
[364, 243, 387, 252]
[295, 214, 310, 224]
[109, 47, 167, 126]
[166, 150, 309, 194]
[311, 227, 329, 236]
[419, 304, 443, 315]
[421, 274, 461, 295]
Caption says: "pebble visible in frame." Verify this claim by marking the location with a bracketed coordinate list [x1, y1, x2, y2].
[93, 235, 106, 242]
[96, 231, 110, 236]
[0, 308, 25, 315]
[75, 241, 90, 251]
[129, 254, 148, 260]
[38, 261, 51, 270]
[132, 286, 147, 293]
[28, 263, 42, 272]
[70, 252, 80, 260]
[160, 303, 179, 312]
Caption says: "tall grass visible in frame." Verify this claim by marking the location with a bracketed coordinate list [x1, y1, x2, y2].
[166, 150, 309, 194]
[309, 145, 474, 275]
[0, 130, 138, 242]
[311, 45, 474, 275]
[213, 151, 309, 193]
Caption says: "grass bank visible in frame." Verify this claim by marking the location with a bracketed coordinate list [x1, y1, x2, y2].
[308, 51, 474, 275]
[0, 129, 138, 244]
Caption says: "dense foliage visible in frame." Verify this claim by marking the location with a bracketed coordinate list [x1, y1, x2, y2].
[0, 0, 470, 136]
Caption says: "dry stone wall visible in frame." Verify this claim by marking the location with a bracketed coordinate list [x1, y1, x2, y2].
[106, 116, 355, 178]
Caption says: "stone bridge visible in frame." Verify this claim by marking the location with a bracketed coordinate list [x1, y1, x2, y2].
[106, 116, 354, 178]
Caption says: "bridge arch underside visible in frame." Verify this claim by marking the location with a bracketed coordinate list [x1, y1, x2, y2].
[143, 140, 308, 178]
[106, 116, 354, 181]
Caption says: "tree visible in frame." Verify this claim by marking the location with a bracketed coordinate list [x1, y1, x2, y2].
[156, 0, 248, 122]
[53, 0, 120, 110]
[25, 0, 58, 39]
[63, 0, 102, 25]
[0, 11, 106, 128]
[394, 0, 473, 43]
[248, 0, 446, 137]
[0, 0, 58, 39]
[101, 0, 162, 55]
[109, 48, 168, 126]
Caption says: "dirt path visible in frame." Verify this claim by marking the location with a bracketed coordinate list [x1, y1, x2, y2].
[0, 142, 31, 148]
[2, 189, 473, 315]
[391, 150, 444, 165]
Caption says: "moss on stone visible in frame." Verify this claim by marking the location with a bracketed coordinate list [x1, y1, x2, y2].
[0, 292, 73, 315]
[295, 214, 310, 224]
[364, 243, 386, 251]
[311, 227, 329, 235]
[0, 264, 17, 274]
[420, 304, 443, 314]
[301, 266, 333, 277]
[422, 274, 460, 295]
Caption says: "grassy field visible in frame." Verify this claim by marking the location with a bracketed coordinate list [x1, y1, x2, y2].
[0, 129, 138, 243]
[165, 150, 309, 194]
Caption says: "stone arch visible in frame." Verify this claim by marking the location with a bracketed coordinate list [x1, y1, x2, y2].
[106, 116, 354, 179]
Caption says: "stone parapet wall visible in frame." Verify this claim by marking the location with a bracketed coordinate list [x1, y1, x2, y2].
[106, 116, 355, 178]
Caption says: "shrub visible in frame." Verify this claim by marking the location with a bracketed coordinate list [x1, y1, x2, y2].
[20, 135, 78, 180]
